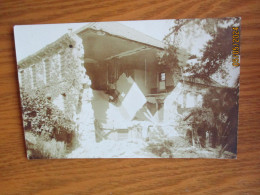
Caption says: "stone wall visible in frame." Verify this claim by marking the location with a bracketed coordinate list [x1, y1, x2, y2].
[18, 32, 95, 147]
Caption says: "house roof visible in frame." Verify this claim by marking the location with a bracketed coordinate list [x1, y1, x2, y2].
[75, 22, 165, 49]
[18, 22, 165, 67]
[18, 33, 73, 67]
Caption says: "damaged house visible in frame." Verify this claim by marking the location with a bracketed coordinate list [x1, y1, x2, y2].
[74, 22, 174, 141]
[18, 22, 227, 150]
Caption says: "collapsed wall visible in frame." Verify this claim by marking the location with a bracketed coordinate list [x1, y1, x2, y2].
[18, 32, 95, 148]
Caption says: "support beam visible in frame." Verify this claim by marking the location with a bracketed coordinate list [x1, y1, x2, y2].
[84, 57, 98, 64]
[105, 46, 151, 60]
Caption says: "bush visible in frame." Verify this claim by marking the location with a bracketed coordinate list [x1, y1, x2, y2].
[20, 89, 77, 158]
[25, 132, 67, 159]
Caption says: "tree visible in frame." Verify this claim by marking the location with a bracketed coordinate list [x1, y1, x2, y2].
[160, 18, 240, 158]
[202, 78, 239, 156]
[187, 26, 232, 78]
[184, 107, 215, 148]
[162, 17, 240, 79]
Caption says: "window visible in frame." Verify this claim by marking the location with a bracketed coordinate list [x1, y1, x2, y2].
[31, 65, 36, 88]
[159, 72, 166, 91]
[19, 70, 25, 88]
[159, 72, 166, 81]
[44, 59, 50, 84]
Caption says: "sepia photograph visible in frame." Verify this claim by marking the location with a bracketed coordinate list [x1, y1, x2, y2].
[14, 17, 240, 159]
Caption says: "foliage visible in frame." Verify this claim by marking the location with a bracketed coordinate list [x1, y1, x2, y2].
[184, 108, 214, 148]
[20, 89, 77, 158]
[188, 27, 232, 78]
[186, 81, 239, 154]
[21, 89, 76, 135]
[159, 44, 179, 68]
[207, 81, 239, 155]
[158, 44, 181, 88]
[162, 17, 240, 78]
[158, 18, 240, 157]
[26, 132, 67, 159]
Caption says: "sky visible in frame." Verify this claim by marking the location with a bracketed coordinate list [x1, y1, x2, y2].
[14, 20, 174, 62]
